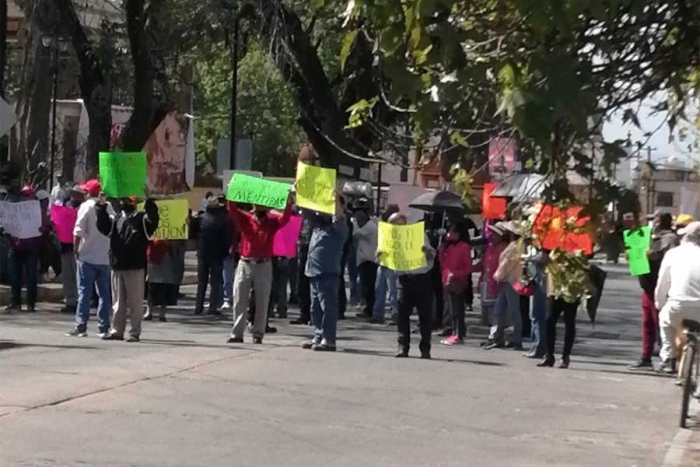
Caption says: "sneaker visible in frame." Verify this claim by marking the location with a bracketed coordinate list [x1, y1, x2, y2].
[506, 342, 524, 351]
[102, 333, 124, 341]
[420, 350, 431, 360]
[221, 301, 232, 311]
[265, 325, 277, 334]
[629, 358, 653, 370]
[312, 340, 336, 352]
[227, 336, 244, 344]
[126, 336, 140, 343]
[440, 335, 463, 346]
[302, 339, 321, 349]
[66, 328, 87, 337]
[656, 359, 677, 374]
[97, 331, 109, 339]
[25, 305, 36, 313]
[4, 304, 20, 313]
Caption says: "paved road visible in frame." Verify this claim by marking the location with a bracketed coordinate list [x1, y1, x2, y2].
[0, 264, 697, 466]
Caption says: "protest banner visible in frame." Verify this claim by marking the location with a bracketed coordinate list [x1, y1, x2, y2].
[137, 199, 189, 240]
[272, 215, 303, 258]
[482, 182, 507, 220]
[295, 161, 336, 214]
[226, 173, 291, 209]
[0, 201, 42, 239]
[533, 204, 593, 255]
[378, 221, 427, 271]
[50, 205, 78, 244]
[623, 227, 652, 276]
[99, 152, 147, 198]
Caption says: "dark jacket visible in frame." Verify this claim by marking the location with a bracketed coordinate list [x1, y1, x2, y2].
[191, 206, 231, 262]
[95, 202, 159, 271]
[638, 229, 679, 293]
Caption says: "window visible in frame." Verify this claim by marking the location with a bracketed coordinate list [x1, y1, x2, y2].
[656, 191, 674, 208]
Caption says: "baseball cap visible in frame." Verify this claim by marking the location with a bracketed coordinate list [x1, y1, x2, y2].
[80, 179, 101, 197]
[678, 221, 700, 237]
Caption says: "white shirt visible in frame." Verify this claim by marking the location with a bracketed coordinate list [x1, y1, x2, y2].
[655, 242, 700, 310]
[353, 217, 378, 265]
[73, 198, 114, 265]
[50, 184, 66, 206]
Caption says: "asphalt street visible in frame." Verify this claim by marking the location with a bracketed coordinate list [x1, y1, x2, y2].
[0, 263, 697, 467]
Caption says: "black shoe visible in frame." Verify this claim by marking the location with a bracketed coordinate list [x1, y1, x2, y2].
[483, 341, 505, 350]
[420, 350, 431, 360]
[102, 333, 124, 341]
[277, 311, 288, 319]
[290, 318, 310, 325]
[126, 336, 140, 343]
[194, 310, 203, 315]
[25, 305, 36, 313]
[158, 316, 167, 322]
[338, 314, 346, 321]
[559, 355, 570, 369]
[302, 339, 320, 350]
[537, 355, 555, 367]
[312, 342, 336, 352]
[227, 336, 244, 344]
[207, 309, 222, 316]
[506, 342, 524, 351]
[395, 349, 409, 358]
[629, 358, 653, 370]
[66, 328, 87, 337]
[437, 328, 453, 337]
[5, 304, 19, 313]
[266, 325, 277, 334]
[253, 337, 263, 345]
[143, 314, 153, 321]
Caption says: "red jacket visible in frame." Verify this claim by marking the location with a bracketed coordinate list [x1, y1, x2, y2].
[439, 240, 472, 285]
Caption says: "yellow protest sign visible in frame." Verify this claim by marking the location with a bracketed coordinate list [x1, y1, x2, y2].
[295, 161, 336, 214]
[138, 199, 189, 240]
[378, 221, 427, 271]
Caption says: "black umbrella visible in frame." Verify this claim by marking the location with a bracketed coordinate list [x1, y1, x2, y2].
[408, 190, 466, 213]
[586, 264, 607, 324]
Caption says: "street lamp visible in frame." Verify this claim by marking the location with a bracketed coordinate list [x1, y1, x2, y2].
[41, 35, 67, 190]
[229, 12, 242, 171]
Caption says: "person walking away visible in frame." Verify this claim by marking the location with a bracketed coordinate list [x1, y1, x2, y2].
[191, 196, 231, 315]
[351, 197, 378, 319]
[538, 250, 592, 369]
[290, 214, 313, 325]
[66, 180, 113, 337]
[227, 194, 292, 344]
[654, 221, 700, 373]
[483, 221, 523, 350]
[301, 195, 348, 351]
[439, 222, 473, 345]
[5, 187, 44, 312]
[97, 197, 159, 342]
[386, 214, 436, 359]
[372, 204, 400, 324]
[145, 239, 182, 322]
[55, 186, 85, 314]
[630, 212, 679, 370]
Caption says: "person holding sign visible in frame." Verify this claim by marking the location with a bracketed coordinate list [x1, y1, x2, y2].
[629, 211, 679, 370]
[380, 213, 436, 359]
[301, 194, 349, 352]
[227, 191, 293, 345]
[97, 197, 159, 343]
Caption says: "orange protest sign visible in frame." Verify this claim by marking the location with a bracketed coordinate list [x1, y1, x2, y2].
[533, 205, 593, 255]
[481, 183, 507, 220]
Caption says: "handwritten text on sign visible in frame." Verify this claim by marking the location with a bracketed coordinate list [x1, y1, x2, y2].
[0, 201, 42, 239]
[226, 173, 291, 210]
[378, 221, 427, 271]
[138, 199, 189, 240]
[99, 152, 147, 198]
[295, 161, 336, 214]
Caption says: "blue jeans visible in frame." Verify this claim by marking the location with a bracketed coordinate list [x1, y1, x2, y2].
[489, 282, 522, 344]
[9, 250, 38, 306]
[529, 274, 548, 356]
[76, 261, 111, 333]
[223, 255, 235, 304]
[373, 266, 398, 321]
[346, 244, 360, 306]
[310, 274, 339, 343]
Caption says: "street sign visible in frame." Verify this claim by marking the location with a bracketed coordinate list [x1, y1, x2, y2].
[0, 97, 17, 138]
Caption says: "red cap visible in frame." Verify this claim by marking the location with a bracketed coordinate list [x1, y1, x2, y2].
[81, 179, 101, 197]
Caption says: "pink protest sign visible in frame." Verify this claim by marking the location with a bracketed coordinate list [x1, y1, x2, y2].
[50, 205, 78, 244]
[273, 215, 302, 258]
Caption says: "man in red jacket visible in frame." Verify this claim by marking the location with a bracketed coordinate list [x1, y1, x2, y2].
[227, 197, 292, 344]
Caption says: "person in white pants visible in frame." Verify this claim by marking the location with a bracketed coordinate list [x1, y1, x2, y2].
[655, 221, 700, 373]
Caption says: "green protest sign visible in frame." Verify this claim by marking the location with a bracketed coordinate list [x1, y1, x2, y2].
[623, 226, 651, 276]
[226, 173, 291, 209]
[99, 152, 147, 198]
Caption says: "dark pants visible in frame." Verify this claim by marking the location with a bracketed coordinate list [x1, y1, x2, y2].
[195, 256, 223, 314]
[358, 261, 378, 317]
[520, 294, 532, 339]
[297, 252, 311, 322]
[546, 298, 579, 358]
[288, 257, 299, 303]
[10, 249, 38, 307]
[39, 236, 61, 276]
[464, 275, 473, 308]
[641, 289, 658, 360]
[398, 273, 433, 353]
[268, 257, 289, 318]
[446, 291, 466, 338]
[338, 249, 349, 317]
[432, 260, 444, 328]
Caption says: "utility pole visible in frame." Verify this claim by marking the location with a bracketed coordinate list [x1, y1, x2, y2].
[229, 12, 241, 171]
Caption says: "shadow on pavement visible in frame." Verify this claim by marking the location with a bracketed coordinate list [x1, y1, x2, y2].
[340, 347, 505, 366]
